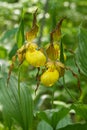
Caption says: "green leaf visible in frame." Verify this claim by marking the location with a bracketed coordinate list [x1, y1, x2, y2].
[0, 72, 33, 130]
[76, 27, 87, 77]
[37, 111, 51, 125]
[37, 108, 70, 129]
[37, 120, 53, 130]
[17, 9, 25, 49]
[0, 28, 18, 43]
[51, 108, 70, 129]
[9, 44, 18, 59]
[71, 104, 87, 120]
[56, 115, 72, 130]
[57, 123, 87, 130]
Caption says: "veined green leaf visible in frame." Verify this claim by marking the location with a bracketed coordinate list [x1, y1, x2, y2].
[76, 27, 87, 77]
[0, 72, 33, 130]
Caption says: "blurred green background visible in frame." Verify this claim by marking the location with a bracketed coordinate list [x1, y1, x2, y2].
[0, 0, 87, 52]
[0, 0, 87, 108]
[0, 0, 87, 97]
[0, 0, 87, 129]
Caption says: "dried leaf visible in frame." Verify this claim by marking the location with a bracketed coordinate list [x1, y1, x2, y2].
[26, 25, 38, 42]
[50, 17, 66, 43]
[46, 43, 60, 60]
[26, 9, 39, 42]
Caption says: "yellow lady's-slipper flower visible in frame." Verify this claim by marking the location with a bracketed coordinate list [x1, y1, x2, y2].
[25, 43, 46, 67]
[41, 67, 59, 87]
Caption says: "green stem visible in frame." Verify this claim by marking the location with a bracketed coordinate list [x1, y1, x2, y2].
[63, 76, 78, 103]
[51, 86, 55, 109]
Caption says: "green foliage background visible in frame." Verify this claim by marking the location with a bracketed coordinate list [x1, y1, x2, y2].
[0, 0, 87, 130]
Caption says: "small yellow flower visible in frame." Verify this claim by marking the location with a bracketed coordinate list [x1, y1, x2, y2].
[25, 50, 46, 67]
[41, 68, 59, 87]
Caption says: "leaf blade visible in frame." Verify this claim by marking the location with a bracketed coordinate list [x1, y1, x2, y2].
[0, 72, 33, 130]
[76, 27, 87, 77]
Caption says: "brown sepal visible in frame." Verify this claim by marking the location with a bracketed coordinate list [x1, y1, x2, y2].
[50, 17, 66, 44]
[26, 9, 39, 42]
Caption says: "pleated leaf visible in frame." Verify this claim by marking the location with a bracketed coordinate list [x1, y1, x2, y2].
[0, 72, 33, 130]
[76, 27, 87, 77]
